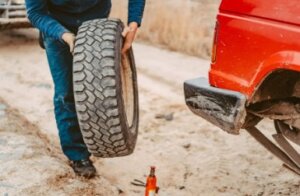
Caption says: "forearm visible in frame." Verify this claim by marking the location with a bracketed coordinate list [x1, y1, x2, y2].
[25, 0, 69, 40]
[128, 0, 145, 26]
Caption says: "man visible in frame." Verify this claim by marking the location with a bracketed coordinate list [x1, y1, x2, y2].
[25, 0, 145, 178]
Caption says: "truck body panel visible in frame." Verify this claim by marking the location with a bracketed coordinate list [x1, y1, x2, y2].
[220, 0, 300, 26]
[210, 1, 300, 98]
[185, 0, 300, 133]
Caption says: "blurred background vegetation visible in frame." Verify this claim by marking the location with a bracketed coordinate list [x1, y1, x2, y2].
[111, 0, 221, 59]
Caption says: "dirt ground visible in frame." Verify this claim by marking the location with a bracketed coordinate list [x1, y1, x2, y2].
[0, 29, 299, 196]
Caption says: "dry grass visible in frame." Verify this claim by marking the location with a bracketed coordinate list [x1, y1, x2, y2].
[111, 0, 220, 59]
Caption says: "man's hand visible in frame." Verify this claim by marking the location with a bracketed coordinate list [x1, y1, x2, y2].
[62, 32, 75, 53]
[122, 22, 138, 54]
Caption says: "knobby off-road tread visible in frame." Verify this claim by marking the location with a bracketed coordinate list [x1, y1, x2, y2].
[73, 19, 139, 157]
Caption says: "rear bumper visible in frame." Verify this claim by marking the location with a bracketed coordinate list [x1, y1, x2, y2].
[184, 77, 247, 134]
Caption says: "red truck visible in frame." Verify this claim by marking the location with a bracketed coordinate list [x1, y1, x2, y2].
[184, 0, 300, 175]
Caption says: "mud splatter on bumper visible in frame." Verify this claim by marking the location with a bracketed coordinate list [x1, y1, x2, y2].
[184, 77, 247, 134]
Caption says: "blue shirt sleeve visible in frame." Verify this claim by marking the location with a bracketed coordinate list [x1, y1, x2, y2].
[25, 0, 69, 40]
[128, 0, 145, 26]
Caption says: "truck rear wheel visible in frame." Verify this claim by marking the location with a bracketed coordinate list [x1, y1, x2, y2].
[73, 19, 139, 158]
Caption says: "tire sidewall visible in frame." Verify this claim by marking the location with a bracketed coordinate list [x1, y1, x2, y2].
[114, 23, 139, 152]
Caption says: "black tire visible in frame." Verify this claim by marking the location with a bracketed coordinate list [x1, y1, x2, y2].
[73, 18, 139, 158]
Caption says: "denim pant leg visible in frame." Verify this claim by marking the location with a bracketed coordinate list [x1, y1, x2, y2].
[43, 36, 90, 161]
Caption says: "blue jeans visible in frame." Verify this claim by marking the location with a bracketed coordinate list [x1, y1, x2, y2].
[43, 36, 90, 161]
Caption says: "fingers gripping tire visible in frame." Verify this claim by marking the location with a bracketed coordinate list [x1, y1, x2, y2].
[73, 19, 139, 158]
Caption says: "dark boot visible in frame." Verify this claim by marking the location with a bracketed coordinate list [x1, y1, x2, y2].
[71, 158, 97, 178]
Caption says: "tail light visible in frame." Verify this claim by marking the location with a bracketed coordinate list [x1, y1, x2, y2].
[211, 21, 219, 64]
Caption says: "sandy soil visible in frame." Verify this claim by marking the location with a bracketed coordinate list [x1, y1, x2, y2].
[0, 29, 299, 196]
